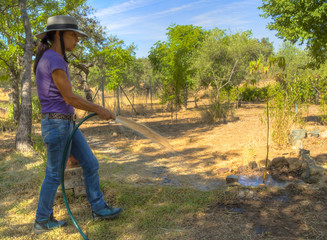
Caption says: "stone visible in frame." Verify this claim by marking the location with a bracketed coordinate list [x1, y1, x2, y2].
[322, 175, 327, 183]
[305, 175, 321, 184]
[237, 165, 248, 173]
[74, 185, 86, 196]
[63, 167, 86, 196]
[320, 130, 327, 138]
[287, 158, 304, 172]
[258, 159, 271, 169]
[271, 157, 289, 169]
[226, 175, 239, 184]
[248, 161, 258, 170]
[292, 140, 303, 150]
[299, 149, 315, 165]
[228, 182, 241, 187]
[301, 169, 310, 179]
[217, 168, 230, 174]
[64, 167, 84, 189]
[308, 129, 319, 138]
[290, 129, 307, 146]
[308, 165, 325, 176]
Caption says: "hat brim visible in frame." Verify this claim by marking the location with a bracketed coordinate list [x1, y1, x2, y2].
[35, 29, 88, 39]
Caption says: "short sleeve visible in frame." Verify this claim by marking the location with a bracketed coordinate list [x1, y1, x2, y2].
[48, 54, 67, 73]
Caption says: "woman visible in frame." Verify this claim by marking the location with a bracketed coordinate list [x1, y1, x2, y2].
[33, 15, 122, 234]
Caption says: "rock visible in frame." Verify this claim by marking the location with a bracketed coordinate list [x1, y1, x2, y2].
[320, 130, 327, 138]
[299, 149, 314, 165]
[258, 159, 271, 169]
[226, 175, 239, 184]
[287, 158, 305, 172]
[271, 157, 289, 169]
[228, 182, 241, 186]
[305, 175, 321, 184]
[217, 168, 230, 174]
[74, 185, 86, 196]
[308, 129, 319, 138]
[237, 165, 248, 173]
[322, 175, 327, 183]
[64, 167, 86, 196]
[112, 132, 118, 137]
[309, 165, 325, 176]
[64, 167, 84, 189]
[248, 161, 258, 170]
[301, 169, 310, 179]
[290, 129, 307, 146]
[292, 140, 303, 150]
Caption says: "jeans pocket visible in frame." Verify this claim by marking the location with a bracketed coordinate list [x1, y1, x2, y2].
[41, 119, 71, 145]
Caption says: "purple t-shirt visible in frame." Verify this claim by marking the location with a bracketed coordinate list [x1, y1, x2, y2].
[36, 49, 74, 114]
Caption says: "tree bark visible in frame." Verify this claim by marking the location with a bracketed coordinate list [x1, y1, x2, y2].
[0, 55, 21, 125]
[71, 62, 93, 102]
[15, 0, 33, 152]
[8, 67, 21, 125]
[183, 82, 188, 109]
[81, 71, 93, 102]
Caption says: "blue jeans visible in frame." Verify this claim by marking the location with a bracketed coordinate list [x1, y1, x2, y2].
[36, 115, 106, 221]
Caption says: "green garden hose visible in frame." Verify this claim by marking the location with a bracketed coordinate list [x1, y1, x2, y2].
[60, 112, 171, 239]
[61, 112, 97, 240]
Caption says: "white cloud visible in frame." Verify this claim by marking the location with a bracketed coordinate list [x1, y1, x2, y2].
[94, 0, 155, 17]
[192, 0, 256, 28]
[104, 0, 206, 31]
[154, 0, 205, 16]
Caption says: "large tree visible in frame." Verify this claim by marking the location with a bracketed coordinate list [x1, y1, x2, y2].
[68, 9, 107, 102]
[259, 0, 327, 64]
[15, 0, 34, 152]
[192, 29, 261, 100]
[90, 35, 135, 90]
[0, 0, 100, 151]
[149, 24, 205, 116]
[0, 0, 24, 124]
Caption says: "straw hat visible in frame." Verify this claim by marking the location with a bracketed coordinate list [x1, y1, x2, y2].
[35, 15, 88, 39]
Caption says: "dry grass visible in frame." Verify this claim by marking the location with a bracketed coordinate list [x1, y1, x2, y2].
[0, 88, 327, 239]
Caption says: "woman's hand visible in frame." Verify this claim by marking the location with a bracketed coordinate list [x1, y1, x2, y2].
[95, 107, 116, 121]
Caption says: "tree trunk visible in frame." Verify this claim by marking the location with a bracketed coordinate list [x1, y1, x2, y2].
[15, 0, 33, 152]
[72, 63, 93, 102]
[183, 82, 188, 109]
[8, 69, 20, 125]
[81, 71, 93, 102]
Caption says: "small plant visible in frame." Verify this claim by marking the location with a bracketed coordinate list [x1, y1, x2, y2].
[201, 99, 233, 124]
[31, 133, 46, 162]
[239, 84, 268, 102]
[32, 95, 41, 122]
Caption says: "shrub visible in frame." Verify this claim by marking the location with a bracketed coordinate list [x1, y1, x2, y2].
[201, 98, 234, 124]
[239, 85, 268, 102]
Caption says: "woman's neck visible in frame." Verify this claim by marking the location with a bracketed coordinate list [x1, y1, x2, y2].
[50, 43, 64, 57]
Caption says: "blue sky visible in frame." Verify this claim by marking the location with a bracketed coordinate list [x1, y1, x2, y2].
[87, 0, 284, 58]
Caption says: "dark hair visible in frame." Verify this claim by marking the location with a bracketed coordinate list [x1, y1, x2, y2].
[33, 32, 55, 74]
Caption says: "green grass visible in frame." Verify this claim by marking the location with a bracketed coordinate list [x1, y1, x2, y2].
[0, 150, 225, 240]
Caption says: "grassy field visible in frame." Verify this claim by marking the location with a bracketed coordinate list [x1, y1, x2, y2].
[1, 89, 327, 239]
[0, 150, 222, 240]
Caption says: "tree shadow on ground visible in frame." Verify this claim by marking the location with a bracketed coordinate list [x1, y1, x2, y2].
[303, 115, 325, 125]
[185, 184, 327, 240]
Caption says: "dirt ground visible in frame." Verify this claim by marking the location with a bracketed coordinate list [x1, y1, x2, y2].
[1, 91, 327, 239]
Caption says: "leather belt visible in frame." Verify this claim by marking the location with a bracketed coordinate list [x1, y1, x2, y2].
[41, 113, 76, 121]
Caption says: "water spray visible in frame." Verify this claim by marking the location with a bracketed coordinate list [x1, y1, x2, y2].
[61, 113, 173, 239]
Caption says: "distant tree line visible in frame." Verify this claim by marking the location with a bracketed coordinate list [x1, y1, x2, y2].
[0, 0, 326, 151]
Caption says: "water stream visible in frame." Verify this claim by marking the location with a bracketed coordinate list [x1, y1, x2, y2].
[238, 175, 289, 187]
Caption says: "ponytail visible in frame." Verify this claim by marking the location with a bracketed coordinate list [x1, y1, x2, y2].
[33, 32, 55, 74]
